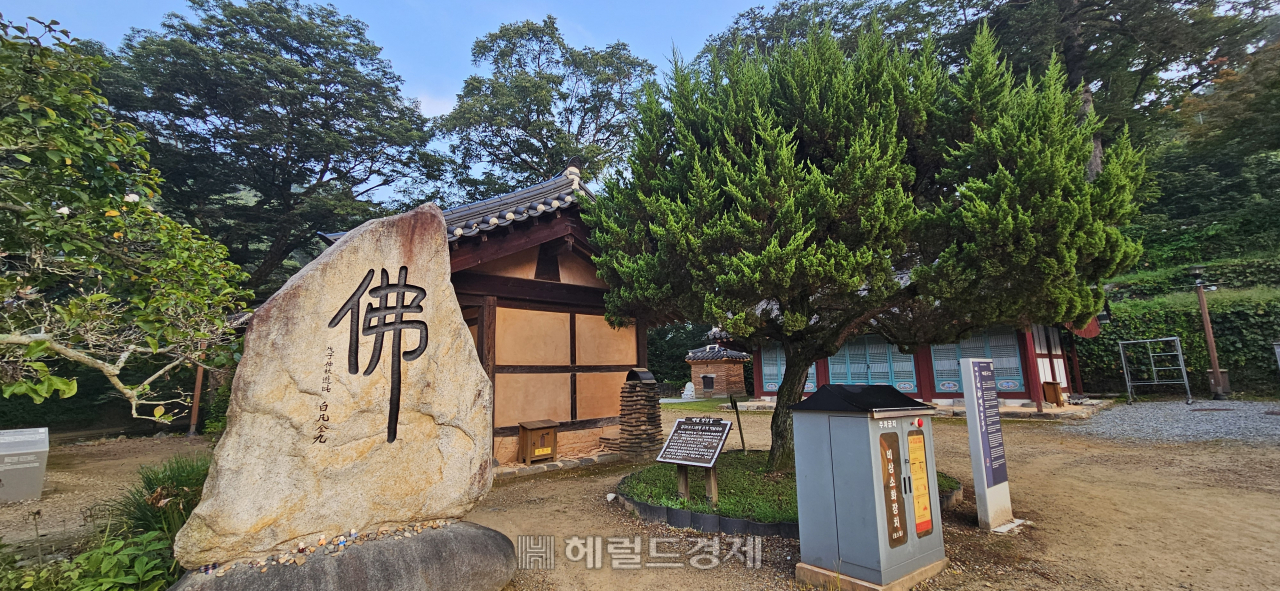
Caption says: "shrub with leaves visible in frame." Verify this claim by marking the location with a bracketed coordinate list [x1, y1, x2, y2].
[0, 17, 251, 421]
[107, 454, 211, 538]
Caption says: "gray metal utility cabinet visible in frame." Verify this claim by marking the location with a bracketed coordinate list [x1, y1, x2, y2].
[0, 427, 49, 503]
[791, 384, 948, 589]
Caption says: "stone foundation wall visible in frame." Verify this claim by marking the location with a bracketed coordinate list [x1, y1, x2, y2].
[493, 424, 620, 465]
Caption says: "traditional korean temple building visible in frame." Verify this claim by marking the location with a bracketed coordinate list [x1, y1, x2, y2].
[321, 164, 641, 463]
[752, 321, 1098, 406]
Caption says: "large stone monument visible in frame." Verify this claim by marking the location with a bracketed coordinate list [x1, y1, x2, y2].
[174, 204, 504, 583]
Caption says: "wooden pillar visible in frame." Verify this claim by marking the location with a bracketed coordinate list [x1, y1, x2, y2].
[751, 347, 765, 399]
[705, 466, 719, 507]
[635, 319, 647, 368]
[479, 297, 497, 444]
[478, 297, 497, 384]
[187, 342, 207, 437]
[815, 358, 831, 388]
[1067, 331, 1086, 396]
[570, 313, 577, 420]
[1018, 328, 1044, 412]
[677, 465, 689, 500]
[914, 346, 936, 403]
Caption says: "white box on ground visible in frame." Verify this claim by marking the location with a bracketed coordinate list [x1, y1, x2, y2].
[0, 427, 49, 503]
[959, 358, 1016, 530]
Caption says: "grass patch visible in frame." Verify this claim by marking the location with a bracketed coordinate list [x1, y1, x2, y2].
[937, 471, 961, 494]
[660, 396, 763, 414]
[620, 451, 959, 523]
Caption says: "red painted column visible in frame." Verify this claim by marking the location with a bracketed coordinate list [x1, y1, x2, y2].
[1018, 329, 1045, 411]
[914, 346, 936, 403]
[816, 358, 830, 387]
[752, 347, 765, 399]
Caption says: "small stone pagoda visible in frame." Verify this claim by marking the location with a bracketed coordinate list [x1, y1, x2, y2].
[685, 344, 750, 398]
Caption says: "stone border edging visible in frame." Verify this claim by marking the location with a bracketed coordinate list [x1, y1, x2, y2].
[493, 452, 625, 481]
[617, 474, 799, 539]
[939, 485, 963, 511]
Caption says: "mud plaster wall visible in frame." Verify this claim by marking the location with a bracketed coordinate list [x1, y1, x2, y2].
[558, 252, 608, 288]
[496, 308, 570, 365]
[575, 315, 636, 366]
[575, 372, 628, 419]
[494, 373, 571, 426]
[468, 248, 537, 279]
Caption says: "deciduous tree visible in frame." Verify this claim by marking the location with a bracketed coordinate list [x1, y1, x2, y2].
[105, 0, 440, 294]
[436, 16, 654, 198]
[0, 17, 250, 421]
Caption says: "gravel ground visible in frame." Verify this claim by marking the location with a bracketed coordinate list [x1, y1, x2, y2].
[1061, 400, 1280, 443]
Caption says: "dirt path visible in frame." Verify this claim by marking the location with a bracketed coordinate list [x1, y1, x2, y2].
[471, 409, 1280, 590]
[5, 408, 1278, 590]
[0, 435, 213, 555]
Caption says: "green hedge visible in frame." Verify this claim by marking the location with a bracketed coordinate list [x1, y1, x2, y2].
[1077, 287, 1280, 395]
[1124, 199, 1280, 268]
[1106, 256, 1280, 301]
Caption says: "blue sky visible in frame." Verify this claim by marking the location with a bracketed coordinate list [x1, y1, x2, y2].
[6, 0, 755, 116]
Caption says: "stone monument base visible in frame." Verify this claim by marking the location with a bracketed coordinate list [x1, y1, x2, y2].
[795, 558, 949, 591]
[169, 522, 514, 591]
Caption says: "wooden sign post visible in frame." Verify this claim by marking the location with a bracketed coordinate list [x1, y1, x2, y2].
[657, 417, 732, 507]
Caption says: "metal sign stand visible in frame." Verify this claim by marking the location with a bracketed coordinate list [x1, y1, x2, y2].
[1118, 337, 1192, 405]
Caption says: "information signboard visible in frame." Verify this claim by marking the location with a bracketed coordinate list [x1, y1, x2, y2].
[970, 361, 1008, 486]
[0, 427, 49, 503]
[656, 417, 732, 468]
[960, 359, 1016, 530]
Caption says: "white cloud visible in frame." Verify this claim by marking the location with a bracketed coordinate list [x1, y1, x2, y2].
[417, 93, 457, 117]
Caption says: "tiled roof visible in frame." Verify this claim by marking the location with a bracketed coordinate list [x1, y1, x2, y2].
[685, 344, 751, 362]
[316, 166, 592, 246]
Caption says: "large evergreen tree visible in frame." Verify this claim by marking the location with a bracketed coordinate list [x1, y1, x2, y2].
[586, 24, 1144, 472]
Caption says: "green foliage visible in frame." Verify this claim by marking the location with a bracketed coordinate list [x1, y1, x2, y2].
[1106, 256, 1280, 301]
[0, 17, 250, 420]
[0, 532, 178, 591]
[105, 0, 440, 293]
[436, 16, 655, 199]
[619, 452, 961, 522]
[587, 24, 1144, 470]
[709, 0, 1274, 143]
[107, 454, 211, 538]
[67, 532, 176, 591]
[199, 380, 232, 434]
[619, 452, 799, 523]
[1077, 287, 1280, 395]
[936, 471, 960, 494]
[646, 323, 712, 385]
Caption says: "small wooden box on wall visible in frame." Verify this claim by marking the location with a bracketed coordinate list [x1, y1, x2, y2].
[517, 419, 559, 465]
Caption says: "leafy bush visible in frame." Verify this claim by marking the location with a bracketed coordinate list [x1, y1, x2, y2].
[1078, 287, 1280, 395]
[1123, 199, 1280, 269]
[1106, 257, 1280, 301]
[107, 454, 211, 537]
[0, 532, 177, 591]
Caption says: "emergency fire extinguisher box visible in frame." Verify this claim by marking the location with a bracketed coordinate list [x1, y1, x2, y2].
[791, 384, 948, 590]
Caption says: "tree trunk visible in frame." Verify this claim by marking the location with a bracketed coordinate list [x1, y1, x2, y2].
[765, 346, 817, 473]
